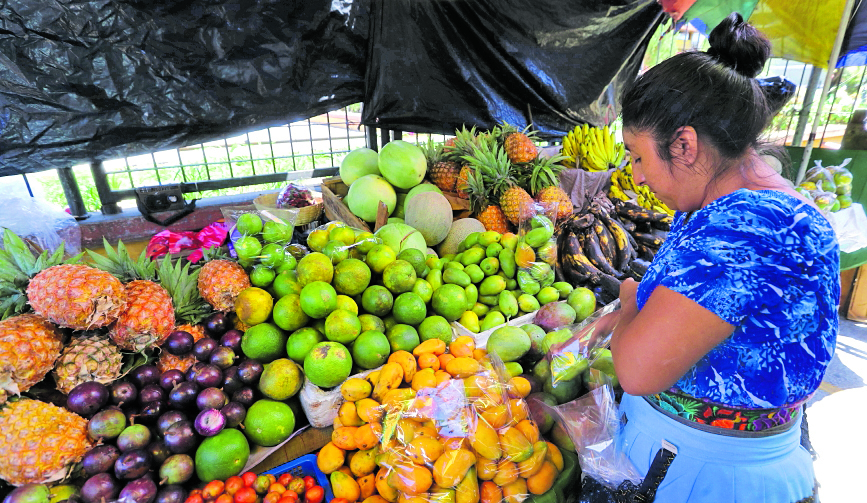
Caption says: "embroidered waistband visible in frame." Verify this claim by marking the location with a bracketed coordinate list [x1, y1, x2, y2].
[644, 391, 802, 434]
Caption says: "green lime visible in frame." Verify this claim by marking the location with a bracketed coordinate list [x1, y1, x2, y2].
[418, 316, 453, 344]
[354, 232, 380, 254]
[297, 252, 334, 286]
[336, 295, 359, 315]
[235, 287, 274, 326]
[263, 221, 293, 244]
[352, 330, 390, 369]
[382, 259, 417, 294]
[236, 213, 264, 235]
[329, 226, 356, 246]
[322, 240, 350, 264]
[333, 259, 372, 296]
[304, 341, 352, 388]
[260, 244, 286, 268]
[243, 399, 296, 447]
[241, 323, 288, 363]
[358, 314, 386, 333]
[398, 248, 427, 277]
[392, 292, 426, 326]
[431, 283, 468, 321]
[258, 358, 304, 400]
[300, 281, 338, 319]
[195, 428, 250, 481]
[306, 228, 330, 252]
[273, 270, 301, 298]
[386, 324, 420, 353]
[286, 327, 324, 363]
[250, 265, 277, 288]
[383, 315, 397, 332]
[277, 254, 297, 273]
[366, 244, 397, 274]
[411, 278, 433, 304]
[325, 309, 362, 344]
[361, 285, 393, 317]
[234, 236, 263, 260]
[272, 293, 310, 332]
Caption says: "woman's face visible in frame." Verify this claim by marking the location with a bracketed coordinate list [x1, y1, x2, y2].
[622, 129, 682, 210]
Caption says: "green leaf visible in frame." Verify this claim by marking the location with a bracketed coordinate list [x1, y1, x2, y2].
[64, 252, 85, 264]
[2, 228, 36, 274]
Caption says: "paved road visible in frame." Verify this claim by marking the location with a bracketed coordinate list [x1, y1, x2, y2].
[807, 315, 867, 502]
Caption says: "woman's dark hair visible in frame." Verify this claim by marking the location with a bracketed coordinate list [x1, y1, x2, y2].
[621, 13, 773, 173]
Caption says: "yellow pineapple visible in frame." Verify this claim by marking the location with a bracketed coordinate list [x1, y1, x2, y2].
[158, 324, 206, 373]
[500, 186, 537, 225]
[110, 280, 175, 352]
[424, 140, 460, 192]
[536, 185, 573, 221]
[463, 164, 510, 233]
[0, 399, 92, 485]
[198, 260, 251, 312]
[477, 205, 510, 233]
[27, 264, 126, 331]
[53, 333, 123, 394]
[456, 165, 473, 199]
[499, 122, 539, 164]
[0, 314, 64, 404]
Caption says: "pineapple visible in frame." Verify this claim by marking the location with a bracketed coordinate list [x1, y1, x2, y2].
[0, 314, 64, 404]
[53, 333, 123, 394]
[0, 399, 92, 485]
[463, 157, 510, 234]
[455, 165, 473, 199]
[27, 264, 126, 331]
[461, 138, 535, 226]
[158, 324, 206, 373]
[528, 152, 573, 220]
[536, 185, 574, 221]
[198, 259, 251, 312]
[110, 280, 175, 352]
[500, 123, 539, 164]
[500, 185, 537, 225]
[450, 125, 489, 200]
[477, 205, 510, 234]
[424, 140, 460, 193]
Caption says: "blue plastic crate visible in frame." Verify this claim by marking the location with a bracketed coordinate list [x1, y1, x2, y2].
[261, 454, 334, 502]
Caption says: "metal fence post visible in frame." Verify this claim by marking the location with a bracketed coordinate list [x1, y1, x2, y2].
[90, 161, 122, 215]
[367, 127, 378, 151]
[56, 168, 89, 220]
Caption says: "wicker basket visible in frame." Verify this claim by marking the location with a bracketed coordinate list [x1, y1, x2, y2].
[254, 193, 323, 226]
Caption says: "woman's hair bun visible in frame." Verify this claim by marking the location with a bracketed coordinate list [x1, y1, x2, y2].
[706, 12, 771, 78]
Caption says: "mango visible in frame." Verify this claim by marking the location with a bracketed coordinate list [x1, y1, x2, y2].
[387, 351, 417, 384]
[427, 270, 443, 291]
[414, 338, 447, 356]
[456, 466, 480, 503]
[498, 249, 516, 278]
[331, 470, 362, 502]
[382, 388, 416, 408]
[355, 423, 383, 450]
[461, 232, 481, 250]
[492, 460, 519, 487]
[517, 294, 541, 313]
[363, 496, 390, 503]
[412, 368, 438, 391]
[351, 447, 379, 477]
[444, 268, 472, 287]
[458, 311, 480, 333]
[390, 463, 433, 494]
[445, 357, 481, 379]
[499, 427, 533, 463]
[478, 294, 499, 306]
[479, 257, 499, 276]
[479, 311, 505, 332]
[498, 291, 518, 318]
[502, 478, 528, 503]
[523, 227, 553, 248]
[358, 474, 377, 500]
[517, 441, 548, 477]
[356, 398, 383, 423]
[480, 481, 503, 503]
[433, 449, 476, 489]
[429, 488, 456, 503]
[332, 426, 359, 450]
[469, 418, 501, 460]
[515, 420, 541, 445]
[514, 242, 535, 268]
[465, 284, 479, 311]
[544, 442, 564, 471]
[526, 461, 558, 495]
[479, 404, 509, 429]
[317, 442, 346, 474]
[375, 468, 399, 502]
[476, 457, 498, 481]
[486, 326, 530, 362]
[373, 362, 404, 401]
[508, 399, 529, 424]
[461, 247, 486, 266]
[478, 275, 506, 296]
[407, 435, 444, 465]
[464, 264, 484, 284]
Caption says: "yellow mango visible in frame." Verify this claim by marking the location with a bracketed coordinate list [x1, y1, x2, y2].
[412, 368, 438, 391]
[442, 436, 470, 452]
[373, 363, 404, 401]
[526, 461, 558, 495]
[398, 494, 429, 503]
[382, 388, 416, 408]
[476, 456, 498, 481]
[544, 442, 564, 471]
[479, 404, 509, 429]
[455, 466, 480, 503]
[363, 497, 390, 503]
[351, 447, 379, 477]
[341, 378, 373, 402]
[445, 357, 482, 379]
[332, 426, 359, 450]
[413, 338, 447, 356]
[375, 468, 399, 502]
[337, 466, 353, 478]
[515, 420, 540, 445]
[469, 418, 501, 460]
[390, 462, 433, 494]
[368, 370, 381, 387]
[317, 441, 346, 474]
[355, 422, 383, 451]
[499, 427, 533, 463]
[331, 470, 361, 502]
[394, 418, 417, 445]
[502, 478, 528, 503]
[356, 398, 383, 423]
[407, 435, 445, 465]
[358, 473, 377, 500]
[376, 449, 398, 469]
[507, 399, 529, 424]
[492, 460, 519, 487]
[339, 402, 365, 427]
[480, 482, 503, 503]
[429, 487, 456, 503]
[433, 449, 477, 488]
[388, 351, 417, 383]
[517, 441, 548, 478]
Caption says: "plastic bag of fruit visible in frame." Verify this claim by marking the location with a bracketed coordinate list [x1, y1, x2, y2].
[220, 205, 298, 260]
[304, 220, 382, 263]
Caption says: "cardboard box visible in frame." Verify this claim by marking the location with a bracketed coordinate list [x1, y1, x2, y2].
[847, 264, 867, 322]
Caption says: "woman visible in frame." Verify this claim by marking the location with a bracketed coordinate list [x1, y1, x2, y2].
[608, 13, 839, 503]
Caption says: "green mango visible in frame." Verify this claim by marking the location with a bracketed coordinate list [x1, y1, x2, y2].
[426, 269, 443, 291]
[524, 227, 553, 248]
[480, 311, 506, 331]
[479, 275, 507, 296]
[479, 294, 500, 306]
[480, 257, 500, 276]
[550, 352, 589, 383]
[464, 264, 484, 284]
[443, 268, 472, 287]
[478, 230, 502, 247]
[499, 249, 516, 278]
[517, 270, 541, 295]
[499, 290, 519, 318]
[471, 302, 490, 317]
[465, 284, 479, 311]
[444, 260, 465, 271]
[553, 281, 574, 299]
[486, 242, 504, 258]
[517, 294, 541, 313]
[460, 247, 486, 266]
[461, 232, 481, 251]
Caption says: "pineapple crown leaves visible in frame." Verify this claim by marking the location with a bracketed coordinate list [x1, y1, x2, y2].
[422, 139, 446, 167]
[199, 245, 231, 264]
[87, 238, 157, 283]
[528, 153, 570, 195]
[156, 254, 212, 325]
[460, 141, 517, 200]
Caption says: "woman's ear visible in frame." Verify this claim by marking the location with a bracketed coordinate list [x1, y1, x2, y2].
[669, 126, 698, 167]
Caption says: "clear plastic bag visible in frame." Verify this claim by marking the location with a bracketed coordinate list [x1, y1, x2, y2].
[304, 220, 381, 262]
[512, 202, 560, 319]
[544, 299, 620, 389]
[0, 192, 81, 256]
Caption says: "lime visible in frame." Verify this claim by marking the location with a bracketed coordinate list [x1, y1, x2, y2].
[195, 428, 250, 481]
[297, 252, 334, 286]
[361, 285, 393, 317]
[273, 270, 301, 298]
[236, 213, 264, 235]
[383, 315, 397, 332]
[329, 226, 356, 246]
[300, 281, 338, 319]
[392, 292, 426, 326]
[418, 316, 453, 344]
[235, 287, 274, 326]
[567, 287, 597, 322]
[325, 309, 362, 344]
[354, 232, 380, 254]
[234, 236, 263, 260]
[336, 295, 358, 315]
[352, 330, 390, 369]
[304, 341, 352, 388]
[306, 228, 330, 252]
[286, 327, 324, 363]
[250, 265, 277, 288]
[358, 314, 386, 333]
[258, 358, 304, 400]
[260, 244, 286, 268]
[277, 254, 297, 273]
[263, 221, 293, 244]
[366, 244, 397, 274]
[386, 324, 420, 353]
[322, 240, 350, 264]
[243, 399, 296, 447]
[411, 278, 433, 304]
[431, 283, 468, 321]
[398, 248, 427, 277]
[382, 260, 417, 294]
[272, 293, 310, 332]
[241, 323, 288, 363]
[333, 258, 371, 296]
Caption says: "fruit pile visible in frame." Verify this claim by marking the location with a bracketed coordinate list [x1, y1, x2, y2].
[560, 123, 625, 173]
[184, 471, 325, 503]
[230, 212, 305, 287]
[315, 337, 568, 503]
[795, 160, 855, 212]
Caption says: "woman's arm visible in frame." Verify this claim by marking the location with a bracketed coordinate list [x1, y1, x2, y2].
[610, 279, 735, 396]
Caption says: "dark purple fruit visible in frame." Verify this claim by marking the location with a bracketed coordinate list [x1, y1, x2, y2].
[237, 360, 264, 385]
[138, 400, 165, 423]
[209, 346, 237, 370]
[124, 406, 141, 424]
[67, 381, 110, 417]
[192, 338, 218, 362]
[111, 382, 138, 406]
[219, 330, 243, 353]
[194, 409, 226, 437]
[221, 402, 247, 428]
[156, 410, 188, 436]
[147, 439, 171, 465]
[114, 449, 152, 480]
[139, 384, 166, 404]
[117, 424, 153, 452]
[119, 476, 157, 503]
[88, 408, 127, 442]
[204, 312, 229, 337]
[231, 387, 255, 407]
[155, 486, 186, 503]
[185, 362, 206, 382]
[159, 370, 186, 391]
[81, 473, 120, 503]
[130, 365, 160, 388]
[194, 364, 223, 389]
[158, 454, 194, 485]
[164, 331, 195, 356]
[221, 366, 243, 395]
[163, 421, 198, 454]
[196, 388, 228, 411]
[167, 382, 199, 410]
[82, 444, 121, 476]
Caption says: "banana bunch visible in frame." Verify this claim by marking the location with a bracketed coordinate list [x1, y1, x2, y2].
[561, 123, 625, 172]
[608, 161, 675, 216]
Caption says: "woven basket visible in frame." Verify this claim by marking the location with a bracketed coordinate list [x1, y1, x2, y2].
[254, 193, 323, 226]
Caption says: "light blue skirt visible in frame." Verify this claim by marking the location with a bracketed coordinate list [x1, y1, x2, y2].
[618, 393, 815, 502]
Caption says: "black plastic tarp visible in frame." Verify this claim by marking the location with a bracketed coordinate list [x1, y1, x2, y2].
[0, 0, 662, 177]
[363, 0, 664, 137]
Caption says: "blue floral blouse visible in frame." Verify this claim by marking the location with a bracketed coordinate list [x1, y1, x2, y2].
[636, 189, 840, 408]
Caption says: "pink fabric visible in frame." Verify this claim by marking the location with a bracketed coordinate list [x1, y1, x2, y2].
[659, 0, 698, 20]
[146, 220, 227, 263]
